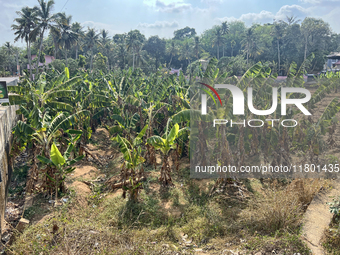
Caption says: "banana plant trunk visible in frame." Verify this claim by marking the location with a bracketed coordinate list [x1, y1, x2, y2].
[160, 154, 173, 186]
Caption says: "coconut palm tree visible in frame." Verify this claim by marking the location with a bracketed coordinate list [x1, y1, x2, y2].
[230, 40, 236, 57]
[166, 40, 179, 68]
[212, 26, 225, 59]
[193, 36, 202, 60]
[271, 22, 284, 75]
[71, 22, 84, 59]
[178, 40, 192, 67]
[49, 24, 61, 59]
[126, 30, 145, 70]
[32, 0, 60, 76]
[57, 14, 78, 66]
[241, 27, 260, 68]
[115, 37, 128, 69]
[4, 42, 13, 74]
[12, 6, 38, 80]
[100, 29, 111, 69]
[221, 21, 229, 57]
[84, 28, 101, 72]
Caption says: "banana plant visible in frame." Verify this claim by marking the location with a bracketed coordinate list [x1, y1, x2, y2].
[12, 109, 89, 192]
[37, 142, 84, 203]
[106, 111, 140, 141]
[147, 120, 188, 186]
[113, 125, 148, 201]
[9, 68, 80, 114]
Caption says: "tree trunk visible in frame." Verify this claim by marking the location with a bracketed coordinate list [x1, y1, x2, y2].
[169, 54, 173, 68]
[65, 49, 68, 67]
[132, 51, 135, 71]
[16, 51, 19, 76]
[223, 44, 225, 57]
[53, 39, 57, 59]
[231, 47, 233, 57]
[27, 41, 33, 81]
[277, 39, 280, 75]
[217, 44, 220, 59]
[246, 44, 249, 69]
[304, 36, 308, 63]
[75, 44, 78, 59]
[36, 30, 45, 76]
[90, 48, 93, 73]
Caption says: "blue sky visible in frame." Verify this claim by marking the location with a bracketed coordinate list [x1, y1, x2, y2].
[1, 0, 340, 46]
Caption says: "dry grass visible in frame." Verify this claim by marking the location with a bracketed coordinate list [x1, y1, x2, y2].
[322, 215, 340, 254]
[7, 177, 328, 254]
[239, 178, 330, 234]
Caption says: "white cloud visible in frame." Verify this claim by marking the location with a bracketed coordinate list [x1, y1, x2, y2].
[217, 5, 309, 25]
[155, 0, 192, 13]
[138, 20, 179, 29]
[143, 0, 183, 7]
[275, 5, 309, 20]
[239, 10, 275, 23]
[299, 0, 340, 4]
[201, 0, 223, 4]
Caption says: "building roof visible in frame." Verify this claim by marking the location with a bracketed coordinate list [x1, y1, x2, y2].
[334, 60, 340, 65]
[326, 52, 340, 59]
[27, 55, 55, 69]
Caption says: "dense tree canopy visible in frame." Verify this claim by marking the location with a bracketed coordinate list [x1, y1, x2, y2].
[3, 1, 340, 78]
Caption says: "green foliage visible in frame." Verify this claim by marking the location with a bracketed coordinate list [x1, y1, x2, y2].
[78, 55, 86, 68]
[328, 196, 340, 215]
[94, 52, 107, 72]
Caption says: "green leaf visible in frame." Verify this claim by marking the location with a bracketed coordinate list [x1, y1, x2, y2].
[198, 87, 217, 107]
[51, 143, 66, 166]
[65, 129, 83, 135]
[65, 67, 70, 79]
[67, 155, 84, 166]
[37, 155, 53, 165]
[135, 125, 148, 141]
[63, 143, 74, 160]
[115, 135, 132, 163]
[147, 136, 165, 150]
[167, 123, 179, 144]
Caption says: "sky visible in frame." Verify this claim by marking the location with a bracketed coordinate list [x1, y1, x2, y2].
[1, 0, 340, 47]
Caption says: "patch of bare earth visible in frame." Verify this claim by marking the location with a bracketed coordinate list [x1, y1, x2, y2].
[301, 180, 340, 255]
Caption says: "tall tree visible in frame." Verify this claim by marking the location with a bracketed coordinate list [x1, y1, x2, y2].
[57, 14, 78, 66]
[178, 40, 192, 67]
[166, 40, 179, 68]
[173, 26, 196, 40]
[49, 22, 61, 59]
[301, 17, 331, 63]
[272, 22, 284, 74]
[4, 42, 13, 74]
[242, 27, 253, 68]
[126, 30, 145, 70]
[213, 26, 223, 59]
[12, 6, 38, 80]
[100, 29, 111, 69]
[193, 36, 202, 60]
[84, 28, 100, 73]
[143, 35, 166, 70]
[221, 21, 229, 57]
[32, 0, 59, 76]
[71, 22, 84, 59]
[230, 40, 236, 57]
